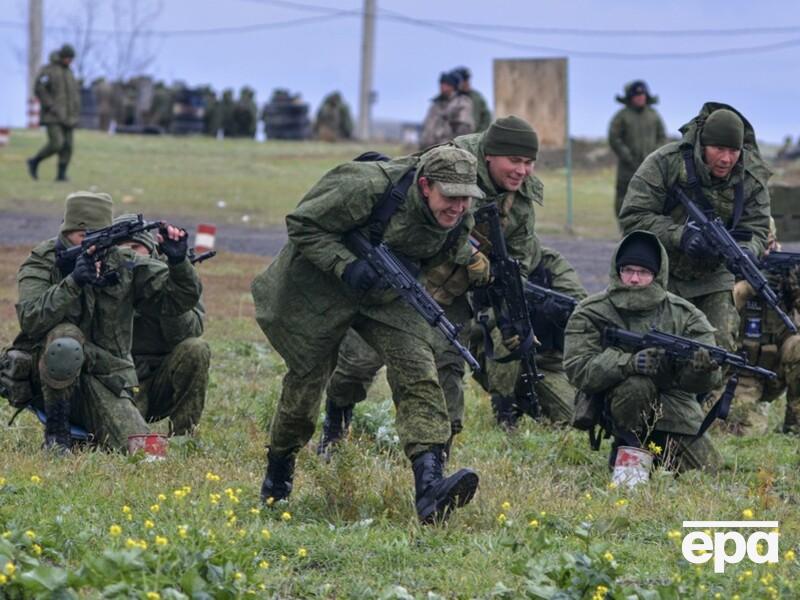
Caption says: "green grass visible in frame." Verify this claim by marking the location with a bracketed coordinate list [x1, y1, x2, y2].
[0, 247, 798, 598]
[0, 129, 620, 238]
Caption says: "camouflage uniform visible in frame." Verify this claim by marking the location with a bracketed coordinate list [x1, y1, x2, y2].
[564, 231, 723, 472]
[30, 49, 80, 179]
[608, 83, 666, 222]
[420, 93, 475, 149]
[314, 92, 354, 141]
[466, 90, 492, 133]
[475, 247, 587, 424]
[619, 102, 771, 353]
[12, 194, 201, 452]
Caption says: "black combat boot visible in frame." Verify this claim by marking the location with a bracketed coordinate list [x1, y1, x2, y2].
[412, 445, 479, 524]
[317, 397, 354, 458]
[260, 448, 295, 504]
[44, 394, 72, 454]
[491, 394, 520, 429]
[27, 157, 40, 180]
[56, 163, 69, 182]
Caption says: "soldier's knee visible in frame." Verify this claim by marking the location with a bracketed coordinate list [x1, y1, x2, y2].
[40, 324, 85, 389]
[607, 376, 657, 431]
[176, 337, 211, 366]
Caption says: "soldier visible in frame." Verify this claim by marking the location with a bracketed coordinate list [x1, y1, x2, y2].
[212, 89, 235, 137]
[27, 45, 80, 182]
[92, 77, 113, 132]
[731, 219, 800, 435]
[319, 116, 545, 448]
[234, 86, 258, 138]
[608, 80, 667, 224]
[564, 231, 723, 473]
[476, 247, 587, 428]
[453, 67, 492, 133]
[251, 146, 488, 523]
[619, 103, 771, 353]
[419, 71, 474, 149]
[314, 91, 354, 142]
[9, 192, 200, 453]
[114, 216, 211, 436]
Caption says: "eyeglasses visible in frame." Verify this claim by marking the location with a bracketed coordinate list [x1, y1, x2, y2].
[620, 266, 654, 278]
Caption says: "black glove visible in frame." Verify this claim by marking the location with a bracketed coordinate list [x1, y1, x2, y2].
[342, 259, 381, 293]
[160, 227, 189, 265]
[71, 252, 98, 287]
[680, 226, 716, 259]
[539, 295, 571, 328]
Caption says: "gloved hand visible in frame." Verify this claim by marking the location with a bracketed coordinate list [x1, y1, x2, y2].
[502, 334, 521, 351]
[342, 259, 381, 293]
[690, 348, 719, 373]
[626, 347, 665, 376]
[71, 251, 98, 287]
[539, 295, 571, 328]
[467, 251, 491, 286]
[159, 225, 189, 265]
[680, 226, 715, 259]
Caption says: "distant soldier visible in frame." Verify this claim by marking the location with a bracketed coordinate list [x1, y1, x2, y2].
[419, 71, 474, 149]
[92, 77, 113, 132]
[27, 45, 80, 182]
[454, 66, 492, 133]
[731, 218, 800, 435]
[608, 80, 666, 223]
[234, 86, 258, 138]
[148, 81, 173, 131]
[211, 89, 235, 137]
[314, 91, 354, 142]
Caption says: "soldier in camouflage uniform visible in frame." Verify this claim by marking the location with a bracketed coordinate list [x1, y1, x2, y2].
[731, 219, 800, 435]
[10, 193, 200, 453]
[419, 71, 475, 149]
[608, 80, 667, 224]
[251, 146, 489, 523]
[318, 116, 544, 448]
[234, 87, 258, 138]
[564, 231, 723, 473]
[619, 103, 771, 354]
[454, 67, 492, 133]
[314, 91, 354, 141]
[474, 247, 587, 427]
[114, 216, 211, 436]
[27, 45, 80, 182]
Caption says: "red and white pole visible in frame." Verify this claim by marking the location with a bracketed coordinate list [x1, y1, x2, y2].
[194, 224, 217, 254]
[27, 97, 40, 128]
[0, 127, 10, 147]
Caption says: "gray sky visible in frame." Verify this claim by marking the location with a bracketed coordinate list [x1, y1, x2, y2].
[1, 0, 799, 142]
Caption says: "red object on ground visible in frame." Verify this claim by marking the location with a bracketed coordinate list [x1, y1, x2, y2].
[194, 223, 217, 254]
[127, 433, 168, 459]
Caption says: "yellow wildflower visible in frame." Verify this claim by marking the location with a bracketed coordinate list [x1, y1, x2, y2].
[265, 496, 275, 506]
[24, 530, 36, 540]
[584, 493, 592, 500]
[592, 584, 609, 600]
[298, 547, 308, 558]
[497, 513, 507, 525]
[607, 482, 617, 490]
[109, 525, 122, 537]
[234, 572, 244, 581]
[182, 485, 191, 494]
[528, 519, 539, 528]
[667, 530, 681, 540]
[155, 536, 168, 547]
[146, 593, 160, 600]
[144, 520, 155, 529]
[603, 551, 614, 562]
[259, 560, 270, 569]
[173, 489, 186, 500]
[0, 574, 6, 585]
[784, 549, 796, 562]
[178, 526, 188, 539]
[150, 504, 160, 513]
[615, 498, 628, 507]
[4, 563, 16, 576]
[0, 477, 5, 487]
[501, 501, 511, 511]
[250, 507, 261, 515]
[647, 441, 663, 456]
[157, 493, 166, 501]
[281, 511, 292, 522]
[742, 508, 754, 519]
[122, 505, 131, 514]
[280, 555, 288, 562]
[261, 528, 271, 541]
[539, 511, 547, 517]
[31, 544, 42, 556]
[206, 471, 220, 482]
[30, 475, 41, 484]
[209, 493, 221, 504]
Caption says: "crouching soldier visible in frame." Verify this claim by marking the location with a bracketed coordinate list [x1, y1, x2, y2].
[564, 231, 723, 473]
[8, 192, 200, 452]
[114, 215, 211, 436]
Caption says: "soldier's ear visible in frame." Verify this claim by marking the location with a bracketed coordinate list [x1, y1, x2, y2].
[418, 176, 432, 199]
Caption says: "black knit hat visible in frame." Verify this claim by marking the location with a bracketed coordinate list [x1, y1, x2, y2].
[616, 231, 660, 275]
[439, 71, 461, 88]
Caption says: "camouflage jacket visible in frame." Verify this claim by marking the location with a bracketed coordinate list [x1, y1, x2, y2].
[608, 103, 666, 174]
[420, 93, 475, 148]
[619, 102, 772, 298]
[564, 232, 721, 435]
[252, 154, 474, 376]
[14, 238, 202, 395]
[467, 90, 492, 133]
[35, 53, 80, 127]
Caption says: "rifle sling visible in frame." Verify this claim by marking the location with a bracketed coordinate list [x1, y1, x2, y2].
[693, 374, 737, 441]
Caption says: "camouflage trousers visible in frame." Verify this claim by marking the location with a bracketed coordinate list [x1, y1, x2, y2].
[731, 333, 800, 435]
[33, 124, 74, 167]
[133, 337, 211, 436]
[688, 290, 740, 352]
[607, 375, 721, 473]
[614, 165, 635, 229]
[33, 325, 149, 453]
[271, 316, 451, 460]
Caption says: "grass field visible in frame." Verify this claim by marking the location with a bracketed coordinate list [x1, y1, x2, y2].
[0, 129, 619, 238]
[0, 131, 799, 598]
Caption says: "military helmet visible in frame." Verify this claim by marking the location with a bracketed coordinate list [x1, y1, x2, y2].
[59, 44, 76, 59]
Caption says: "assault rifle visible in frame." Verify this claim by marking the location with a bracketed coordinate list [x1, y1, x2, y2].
[524, 281, 578, 320]
[602, 326, 777, 380]
[344, 230, 480, 372]
[57, 214, 162, 286]
[674, 187, 797, 334]
[189, 249, 217, 265]
[759, 251, 800, 274]
[474, 203, 542, 418]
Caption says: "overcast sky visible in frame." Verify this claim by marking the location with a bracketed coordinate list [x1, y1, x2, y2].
[1, 0, 798, 142]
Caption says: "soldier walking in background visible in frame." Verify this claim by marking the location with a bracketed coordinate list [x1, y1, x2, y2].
[608, 80, 666, 225]
[454, 67, 492, 133]
[27, 45, 81, 182]
[419, 71, 474, 149]
[314, 91, 354, 141]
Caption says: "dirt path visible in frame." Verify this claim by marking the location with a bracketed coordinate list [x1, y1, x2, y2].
[3, 209, 796, 294]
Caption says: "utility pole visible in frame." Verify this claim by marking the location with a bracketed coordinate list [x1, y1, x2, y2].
[27, 0, 43, 128]
[357, 0, 375, 140]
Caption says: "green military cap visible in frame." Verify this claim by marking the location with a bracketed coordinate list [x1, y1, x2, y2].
[483, 115, 539, 160]
[59, 44, 76, 59]
[113, 213, 158, 254]
[61, 192, 113, 234]
[420, 146, 485, 199]
[701, 109, 744, 150]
